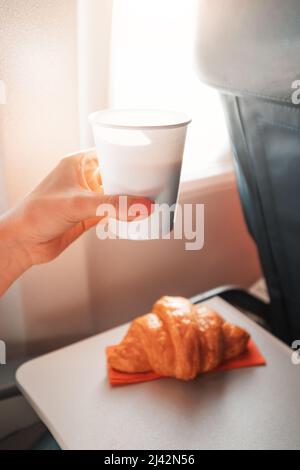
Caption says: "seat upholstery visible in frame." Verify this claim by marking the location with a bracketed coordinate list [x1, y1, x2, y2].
[196, 0, 300, 342]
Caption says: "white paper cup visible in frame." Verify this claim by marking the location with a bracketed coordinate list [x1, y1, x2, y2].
[89, 109, 191, 240]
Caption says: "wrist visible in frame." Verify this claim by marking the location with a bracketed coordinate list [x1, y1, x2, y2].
[0, 208, 32, 295]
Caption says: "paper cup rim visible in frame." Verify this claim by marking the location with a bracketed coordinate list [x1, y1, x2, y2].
[89, 109, 192, 130]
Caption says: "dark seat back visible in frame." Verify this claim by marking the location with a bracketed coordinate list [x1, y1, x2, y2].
[196, 0, 300, 342]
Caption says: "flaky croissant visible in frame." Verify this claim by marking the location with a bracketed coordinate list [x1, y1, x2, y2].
[108, 296, 250, 381]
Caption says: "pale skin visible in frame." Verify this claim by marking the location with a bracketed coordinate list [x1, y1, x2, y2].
[0, 149, 152, 296]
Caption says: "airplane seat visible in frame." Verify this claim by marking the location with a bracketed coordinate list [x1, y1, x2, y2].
[196, 0, 300, 343]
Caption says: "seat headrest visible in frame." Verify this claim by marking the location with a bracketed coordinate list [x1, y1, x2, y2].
[195, 0, 300, 103]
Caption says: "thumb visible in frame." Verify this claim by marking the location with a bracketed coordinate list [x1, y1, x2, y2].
[70, 192, 153, 223]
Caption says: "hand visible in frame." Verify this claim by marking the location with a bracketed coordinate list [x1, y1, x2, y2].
[0, 149, 152, 296]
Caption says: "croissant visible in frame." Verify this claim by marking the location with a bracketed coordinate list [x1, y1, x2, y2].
[108, 296, 250, 381]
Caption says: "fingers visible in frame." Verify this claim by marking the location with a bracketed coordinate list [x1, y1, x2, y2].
[59, 150, 153, 225]
[80, 154, 102, 191]
[82, 216, 106, 231]
[69, 192, 153, 223]
[59, 149, 101, 191]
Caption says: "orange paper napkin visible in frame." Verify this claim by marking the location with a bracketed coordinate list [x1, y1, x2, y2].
[106, 339, 266, 386]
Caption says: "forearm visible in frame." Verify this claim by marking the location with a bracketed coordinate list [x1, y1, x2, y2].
[0, 210, 32, 296]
